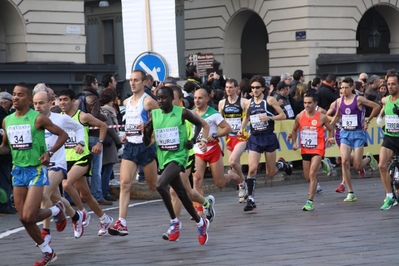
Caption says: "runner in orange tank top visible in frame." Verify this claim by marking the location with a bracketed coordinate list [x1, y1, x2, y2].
[289, 91, 335, 211]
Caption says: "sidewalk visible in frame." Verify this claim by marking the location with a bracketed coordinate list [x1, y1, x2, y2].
[0, 177, 396, 265]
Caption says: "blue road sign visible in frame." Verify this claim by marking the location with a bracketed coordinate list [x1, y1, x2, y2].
[132, 52, 168, 82]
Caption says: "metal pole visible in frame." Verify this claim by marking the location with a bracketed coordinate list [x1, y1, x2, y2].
[145, 0, 152, 51]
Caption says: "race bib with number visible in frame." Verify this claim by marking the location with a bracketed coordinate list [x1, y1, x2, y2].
[301, 129, 318, 149]
[64, 129, 77, 148]
[385, 115, 399, 133]
[7, 124, 32, 150]
[342, 114, 358, 130]
[226, 117, 241, 133]
[155, 127, 180, 151]
[250, 113, 268, 131]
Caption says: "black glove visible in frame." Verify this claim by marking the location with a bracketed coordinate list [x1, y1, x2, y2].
[185, 139, 194, 150]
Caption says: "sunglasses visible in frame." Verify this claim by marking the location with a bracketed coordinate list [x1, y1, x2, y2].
[251, 86, 262, 90]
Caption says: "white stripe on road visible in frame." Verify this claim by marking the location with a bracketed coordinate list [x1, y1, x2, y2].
[0, 199, 162, 239]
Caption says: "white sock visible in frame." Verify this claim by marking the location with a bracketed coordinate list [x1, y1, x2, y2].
[38, 241, 52, 253]
[387, 193, 393, 198]
[119, 218, 126, 226]
[171, 217, 179, 223]
[50, 206, 60, 216]
[196, 218, 204, 227]
[100, 213, 109, 222]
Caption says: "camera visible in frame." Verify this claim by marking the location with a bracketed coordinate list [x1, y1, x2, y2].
[153, 80, 160, 87]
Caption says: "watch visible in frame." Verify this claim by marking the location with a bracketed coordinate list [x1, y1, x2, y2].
[47, 151, 54, 158]
[212, 133, 218, 139]
[98, 139, 104, 144]
[365, 119, 370, 124]
[78, 141, 85, 147]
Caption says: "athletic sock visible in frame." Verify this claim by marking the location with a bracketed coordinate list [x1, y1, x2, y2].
[247, 177, 256, 198]
[119, 218, 127, 226]
[202, 198, 210, 208]
[71, 211, 79, 222]
[196, 217, 204, 227]
[38, 241, 52, 253]
[49, 206, 60, 216]
[171, 217, 179, 223]
[387, 193, 393, 198]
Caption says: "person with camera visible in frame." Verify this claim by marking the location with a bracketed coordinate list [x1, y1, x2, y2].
[378, 72, 399, 210]
[331, 77, 380, 203]
[316, 74, 339, 111]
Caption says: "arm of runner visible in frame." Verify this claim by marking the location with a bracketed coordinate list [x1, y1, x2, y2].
[209, 119, 231, 142]
[358, 96, 381, 124]
[238, 99, 250, 136]
[330, 98, 341, 126]
[326, 100, 336, 120]
[144, 95, 160, 112]
[218, 99, 225, 115]
[142, 118, 153, 147]
[321, 113, 335, 147]
[79, 112, 107, 154]
[183, 109, 206, 151]
[290, 114, 301, 150]
[0, 120, 10, 155]
[267, 96, 286, 121]
[36, 114, 68, 165]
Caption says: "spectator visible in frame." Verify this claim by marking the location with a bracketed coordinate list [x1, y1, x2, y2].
[144, 74, 157, 100]
[293, 83, 308, 116]
[203, 85, 218, 109]
[280, 73, 292, 85]
[289, 69, 304, 97]
[379, 83, 388, 97]
[269, 76, 281, 96]
[354, 81, 364, 96]
[99, 90, 121, 202]
[186, 64, 201, 87]
[240, 78, 251, 99]
[274, 81, 295, 119]
[358, 72, 368, 83]
[102, 73, 122, 125]
[183, 81, 198, 109]
[0, 92, 15, 214]
[308, 77, 321, 91]
[365, 75, 382, 113]
[317, 74, 339, 110]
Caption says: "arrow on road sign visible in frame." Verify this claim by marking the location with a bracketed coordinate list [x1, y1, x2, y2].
[139, 61, 159, 81]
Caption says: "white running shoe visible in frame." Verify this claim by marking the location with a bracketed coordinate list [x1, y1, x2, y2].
[98, 215, 114, 236]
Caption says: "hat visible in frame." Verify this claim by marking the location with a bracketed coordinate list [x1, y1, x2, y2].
[0, 92, 12, 102]
[276, 81, 289, 91]
[164, 78, 177, 85]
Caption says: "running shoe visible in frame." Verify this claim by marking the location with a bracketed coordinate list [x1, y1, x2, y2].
[278, 157, 292, 175]
[204, 195, 215, 223]
[35, 230, 51, 247]
[72, 211, 85, 239]
[335, 183, 345, 193]
[108, 219, 129, 236]
[367, 152, 378, 170]
[243, 199, 257, 212]
[344, 193, 357, 202]
[82, 210, 90, 227]
[0, 187, 7, 203]
[238, 181, 248, 203]
[33, 249, 57, 266]
[302, 200, 314, 211]
[197, 218, 209, 245]
[162, 221, 182, 241]
[167, 220, 181, 242]
[358, 168, 365, 179]
[380, 196, 397, 210]
[98, 215, 114, 236]
[321, 158, 333, 176]
[53, 201, 67, 232]
[316, 184, 323, 194]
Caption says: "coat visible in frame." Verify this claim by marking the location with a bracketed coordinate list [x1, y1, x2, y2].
[101, 105, 121, 165]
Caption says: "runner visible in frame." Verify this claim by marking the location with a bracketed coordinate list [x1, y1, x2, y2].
[0, 83, 68, 266]
[378, 72, 399, 210]
[331, 77, 380, 202]
[162, 86, 214, 240]
[59, 89, 114, 236]
[238, 75, 292, 212]
[33, 91, 87, 244]
[143, 86, 210, 245]
[108, 70, 159, 236]
[218, 78, 248, 203]
[289, 91, 335, 211]
[192, 89, 242, 207]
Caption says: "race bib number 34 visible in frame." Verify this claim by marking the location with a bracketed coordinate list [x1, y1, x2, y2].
[7, 124, 33, 150]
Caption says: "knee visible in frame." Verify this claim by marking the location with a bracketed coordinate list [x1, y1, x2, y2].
[170, 187, 177, 198]
[353, 162, 362, 171]
[229, 158, 239, 169]
[379, 162, 388, 172]
[213, 179, 225, 188]
[266, 168, 276, 178]
[248, 166, 257, 176]
[62, 182, 73, 193]
[341, 158, 351, 168]
[42, 192, 50, 203]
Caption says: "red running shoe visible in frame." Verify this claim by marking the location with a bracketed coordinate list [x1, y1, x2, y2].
[197, 218, 209, 245]
[335, 183, 346, 193]
[167, 220, 181, 242]
[33, 249, 57, 266]
[53, 201, 66, 232]
[108, 219, 129, 236]
[358, 168, 365, 178]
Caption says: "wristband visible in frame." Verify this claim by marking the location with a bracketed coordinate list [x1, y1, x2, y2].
[200, 138, 208, 144]
[365, 120, 370, 124]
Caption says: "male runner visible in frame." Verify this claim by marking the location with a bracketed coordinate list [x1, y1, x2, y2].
[33, 91, 86, 242]
[238, 75, 292, 212]
[331, 77, 380, 202]
[0, 83, 68, 266]
[143, 86, 210, 245]
[218, 78, 248, 203]
[108, 70, 159, 236]
[290, 91, 335, 211]
[59, 89, 114, 236]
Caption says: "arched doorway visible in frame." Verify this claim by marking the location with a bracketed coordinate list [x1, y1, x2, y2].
[0, 1, 26, 63]
[224, 10, 269, 80]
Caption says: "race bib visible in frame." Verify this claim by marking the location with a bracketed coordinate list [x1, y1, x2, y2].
[386, 115, 399, 133]
[226, 117, 241, 133]
[65, 129, 77, 148]
[301, 129, 318, 148]
[250, 113, 268, 131]
[125, 107, 142, 136]
[342, 114, 358, 130]
[155, 127, 180, 151]
[7, 124, 33, 150]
